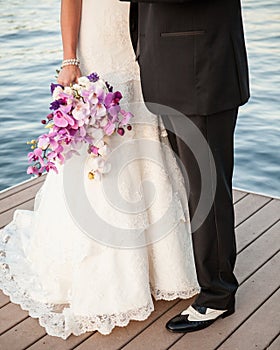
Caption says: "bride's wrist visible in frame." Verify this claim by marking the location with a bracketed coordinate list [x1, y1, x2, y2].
[61, 58, 80, 69]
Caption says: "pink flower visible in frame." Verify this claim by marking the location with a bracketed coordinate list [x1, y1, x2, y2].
[38, 133, 58, 150]
[53, 111, 69, 127]
[119, 110, 133, 126]
[103, 120, 115, 135]
[89, 85, 105, 102]
[27, 72, 134, 179]
[28, 149, 44, 164]
[47, 144, 65, 163]
[53, 105, 75, 128]
[45, 162, 58, 174]
[89, 145, 99, 155]
[27, 166, 39, 175]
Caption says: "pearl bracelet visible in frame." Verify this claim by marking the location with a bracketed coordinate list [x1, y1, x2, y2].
[61, 58, 80, 69]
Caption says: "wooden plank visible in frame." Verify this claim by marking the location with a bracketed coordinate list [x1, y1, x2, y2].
[0, 291, 10, 308]
[0, 176, 45, 201]
[232, 190, 248, 204]
[0, 199, 35, 229]
[267, 335, 280, 350]
[0, 181, 44, 214]
[73, 299, 185, 350]
[169, 253, 280, 350]
[27, 332, 92, 350]
[218, 288, 280, 350]
[0, 303, 29, 335]
[0, 317, 46, 350]
[120, 299, 195, 350]
[236, 199, 280, 253]
[235, 220, 280, 284]
[234, 193, 271, 227]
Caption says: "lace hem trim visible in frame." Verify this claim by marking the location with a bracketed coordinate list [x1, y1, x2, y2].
[151, 286, 200, 301]
[0, 247, 154, 338]
[0, 232, 198, 339]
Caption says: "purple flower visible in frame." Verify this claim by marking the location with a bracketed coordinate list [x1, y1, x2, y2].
[28, 71, 135, 178]
[104, 92, 122, 118]
[50, 83, 64, 94]
[50, 98, 67, 111]
[108, 105, 121, 118]
[104, 91, 122, 108]
[113, 91, 122, 104]
[87, 72, 99, 83]
[104, 93, 114, 108]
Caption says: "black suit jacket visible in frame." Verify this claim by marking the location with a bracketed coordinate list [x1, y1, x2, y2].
[122, 0, 250, 116]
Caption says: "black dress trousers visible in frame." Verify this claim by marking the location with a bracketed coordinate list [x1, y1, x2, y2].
[162, 109, 239, 310]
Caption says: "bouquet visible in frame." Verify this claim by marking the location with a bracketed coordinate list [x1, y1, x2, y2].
[27, 72, 133, 180]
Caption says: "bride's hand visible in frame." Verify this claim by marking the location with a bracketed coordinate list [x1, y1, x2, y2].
[57, 65, 82, 87]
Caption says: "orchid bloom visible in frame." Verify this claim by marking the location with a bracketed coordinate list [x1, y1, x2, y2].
[27, 72, 133, 179]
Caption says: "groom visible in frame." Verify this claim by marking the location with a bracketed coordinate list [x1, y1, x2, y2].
[121, 0, 250, 333]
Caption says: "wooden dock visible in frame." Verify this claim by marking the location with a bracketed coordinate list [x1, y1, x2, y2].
[0, 176, 279, 350]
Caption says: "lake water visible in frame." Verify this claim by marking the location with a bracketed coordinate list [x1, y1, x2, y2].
[0, 0, 279, 197]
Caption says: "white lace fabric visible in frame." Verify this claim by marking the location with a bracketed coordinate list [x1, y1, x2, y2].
[0, 0, 200, 339]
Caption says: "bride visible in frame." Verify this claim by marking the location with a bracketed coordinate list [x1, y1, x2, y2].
[0, 0, 199, 339]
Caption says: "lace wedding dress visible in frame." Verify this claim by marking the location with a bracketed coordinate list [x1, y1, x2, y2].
[0, 0, 199, 339]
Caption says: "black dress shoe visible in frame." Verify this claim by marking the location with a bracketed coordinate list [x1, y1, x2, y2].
[166, 303, 235, 333]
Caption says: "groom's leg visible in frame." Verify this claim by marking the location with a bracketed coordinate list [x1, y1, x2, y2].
[162, 108, 239, 310]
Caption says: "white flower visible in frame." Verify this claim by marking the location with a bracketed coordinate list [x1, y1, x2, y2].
[90, 157, 104, 171]
[78, 76, 91, 88]
[71, 84, 82, 95]
[93, 171, 101, 181]
[98, 144, 110, 157]
[94, 140, 105, 149]
[64, 86, 74, 96]
[37, 138, 49, 149]
[72, 101, 91, 121]
[95, 103, 107, 118]
[89, 157, 111, 176]
[97, 79, 108, 92]
[100, 116, 108, 127]
[78, 76, 90, 84]
[101, 161, 111, 174]
[53, 86, 63, 99]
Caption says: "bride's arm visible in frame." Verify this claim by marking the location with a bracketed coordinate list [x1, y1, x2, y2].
[57, 0, 82, 86]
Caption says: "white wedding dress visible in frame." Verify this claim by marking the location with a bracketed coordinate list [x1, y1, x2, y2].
[0, 0, 199, 339]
